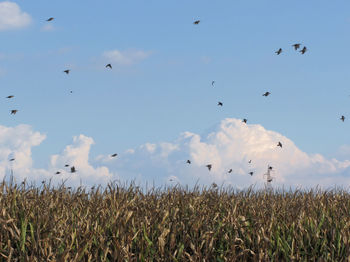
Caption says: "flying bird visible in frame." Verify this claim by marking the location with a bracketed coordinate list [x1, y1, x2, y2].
[106, 64, 112, 69]
[206, 164, 212, 171]
[218, 102, 223, 106]
[242, 119, 247, 124]
[248, 160, 252, 164]
[70, 166, 76, 173]
[277, 142, 282, 148]
[55, 171, 61, 175]
[212, 81, 215, 87]
[6, 95, 14, 99]
[341, 115, 345, 122]
[300, 46, 307, 54]
[46, 17, 54, 22]
[63, 70, 70, 74]
[10, 110, 18, 115]
[268, 166, 273, 170]
[111, 153, 118, 157]
[262, 92, 271, 97]
[64, 164, 69, 167]
[249, 171, 254, 176]
[275, 48, 282, 55]
[228, 169, 233, 173]
[193, 20, 200, 25]
[9, 158, 15, 161]
[186, 160, 191, 164]
[292, 43, 301, 50]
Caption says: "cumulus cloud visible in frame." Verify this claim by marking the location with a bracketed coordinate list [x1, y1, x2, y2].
[102, 49, 151, 66]
[0, 1, 31, 31]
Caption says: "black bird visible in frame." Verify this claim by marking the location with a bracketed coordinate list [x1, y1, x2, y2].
[212, 81, 215, 87]
[341, 115, 345, 122]
[300, 46, 307, 54]
[46, 17, 54, 22]
[106, 64, 112, 69]
[206, 164, 212, 171]
[6, 95, 14, 99]
[248, 160, 252, 164]
[63, 69, 70, 74]
[277, 142, 282, 148]
[228, 169, 233, 173]
[64, 164, 69, 167]
[193, 20, 200, 25]
[10, 110, 18, 115]
[275, 48, 282, 55]
[218, 102, 223, 106]
[111, 153, 118, 157]
[262, 92, 270, 97]
[9, 158, 15, 161]
[268, 166, 273, 170]
[55, 171, 61, 175]
[249, 171, 254, 176]
[242, 119, 247, 124]
[292, 43, 301, 50]
[186, 160, 191, 164]
[70, 166, 76, 173]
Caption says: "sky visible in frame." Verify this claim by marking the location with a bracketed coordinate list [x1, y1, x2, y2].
[1, 0, 350, 189]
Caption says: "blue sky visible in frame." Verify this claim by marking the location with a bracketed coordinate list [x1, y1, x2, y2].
[1, 1, 350, 188]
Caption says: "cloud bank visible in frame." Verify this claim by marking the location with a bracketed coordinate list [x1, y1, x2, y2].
[0, 2, 31, 31]
[1, 119, 350, 189]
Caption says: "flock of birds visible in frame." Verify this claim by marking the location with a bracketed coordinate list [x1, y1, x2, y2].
[4, 17, 346, 184]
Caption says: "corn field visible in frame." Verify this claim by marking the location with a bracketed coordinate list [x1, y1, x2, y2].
[0, 179, 350, 261]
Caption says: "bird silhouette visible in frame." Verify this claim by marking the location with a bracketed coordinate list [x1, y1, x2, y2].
[277, 142, 282, 148]
[268, 166, 273, 170]
[186, 160, 191, 164]
[341, 115, 345, 122]
[206, 164, 212, 171]
[64, 164, 69, 167]
[111, 153, 118, 157]
[55, 171, 61, 175]
[212, 81, 215, 87]
[300, 46, 307, 54]
[6, 95, 14, 99]
[292, 43, 301, 50]
[228, 169, 233, 173]
[10, 110, 18, 115]
[249, 171, 254, 176]
[262, 92, 271, 97]
[193, 20, 200, 25]
[70, 166, 76, 173]
[242, 119, 247, 124]
[106, 64, 112, 69]
[63, 70, 70, 74]
[9, 158, 15, 161]
[218, 102, 223, 106]
[275, 48, 282, 55]
[46, 17, 54, 22]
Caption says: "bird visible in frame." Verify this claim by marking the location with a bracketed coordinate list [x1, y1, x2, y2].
[64, 164, 69, 167]
[262, 92, 271, 97]
[111, 153, 118, 157]
[55, 171, 61, 175]
[193, 20, 200, 25]
[212, 81, 215, 87]
[277, 142, 282, 148]
[106, 64, 112, 69]
[242, 119, 247, 124]
[340, 115, 345, 122]
[206, 164, 212, 171]
[300, 46, 307, 54]
[292, 43, 301, 50]
[249, 171, 254, 176]
[218, 102, 223, 106]
[248, 160, 252, 164]
[70, 166, 76, 173]
[275, 48, 282, 55]
[6, 95, 14, 99]
[63, 69, 70, 74]
[186, 160, 191, 164]
[9, 158, 15, 161]
[46, 17, 54, 22]
[268, 166, 273, 170]
[228, 169, 233, 173]
[10, 110, 18, 115]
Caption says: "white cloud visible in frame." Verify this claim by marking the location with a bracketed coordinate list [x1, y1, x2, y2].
[0, 2, 31, 31]
[102, 49, 151, 66]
